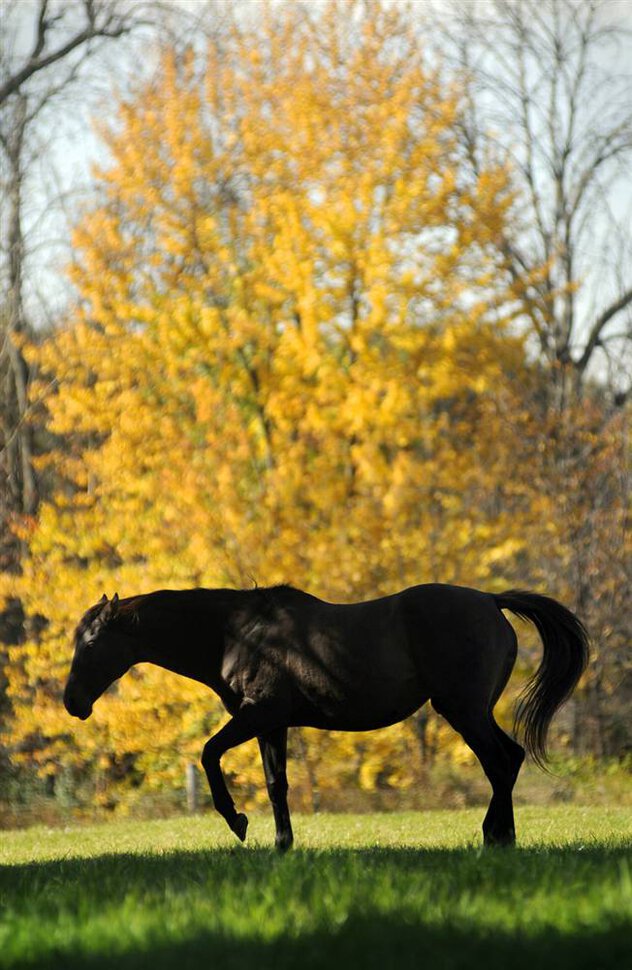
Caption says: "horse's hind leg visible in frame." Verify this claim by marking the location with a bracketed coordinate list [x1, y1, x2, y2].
[432, 699, 524, 846]
[258, 727, 294, 852]
[487, 721, 525, 841]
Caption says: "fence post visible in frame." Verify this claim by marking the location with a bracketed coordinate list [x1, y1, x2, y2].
[186, 762, 198, 814]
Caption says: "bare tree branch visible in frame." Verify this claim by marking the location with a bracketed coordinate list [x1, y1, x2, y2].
[0, 0, 154, 105]
[575, 287, 632, 373]
[433, 0, 632, 400]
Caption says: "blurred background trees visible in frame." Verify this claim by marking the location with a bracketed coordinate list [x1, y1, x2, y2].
[1, 0, 630, 822]
[436, 0, 632, 759]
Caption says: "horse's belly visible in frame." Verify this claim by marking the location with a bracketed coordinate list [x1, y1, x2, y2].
[291, 673, 425, 731]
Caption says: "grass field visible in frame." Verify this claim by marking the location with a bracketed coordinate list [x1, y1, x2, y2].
[1, 807, 631, 969]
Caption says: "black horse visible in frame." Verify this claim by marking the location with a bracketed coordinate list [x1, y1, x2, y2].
[64, 583, 588, 849]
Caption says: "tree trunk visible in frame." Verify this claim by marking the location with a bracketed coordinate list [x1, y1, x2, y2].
[1, 95, 37, 571]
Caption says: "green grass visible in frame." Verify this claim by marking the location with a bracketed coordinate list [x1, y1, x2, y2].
[1, 807, 631, 969]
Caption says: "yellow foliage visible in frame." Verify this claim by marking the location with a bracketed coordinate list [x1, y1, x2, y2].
[4, 2, 551, 810]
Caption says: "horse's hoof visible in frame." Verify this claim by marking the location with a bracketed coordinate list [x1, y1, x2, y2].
[275, 833, 293, 853]
[231, 813, 248, 842]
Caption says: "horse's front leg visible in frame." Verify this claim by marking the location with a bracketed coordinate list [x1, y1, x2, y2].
[201, 703, 280, 843]
[258, 727, 293, 852]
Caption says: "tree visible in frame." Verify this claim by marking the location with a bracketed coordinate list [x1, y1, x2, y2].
[0, 0, 154, 106]
[0, 0, 172, 570]
[4, 1, 537, 808]
[4, 1, 628, 816]
[432, 0, 632, 758]
[0, 0, 181, 809]
[436, 0, 632, 403]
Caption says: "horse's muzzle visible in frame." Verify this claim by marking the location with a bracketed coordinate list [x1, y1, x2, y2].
[71, 705, 92, 721]
[63, 682, 93, 720]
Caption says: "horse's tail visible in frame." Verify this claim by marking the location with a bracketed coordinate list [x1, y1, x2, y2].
[494, 590, 589, 769]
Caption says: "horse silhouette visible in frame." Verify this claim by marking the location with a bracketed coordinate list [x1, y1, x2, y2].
[64, 583, 588, 849]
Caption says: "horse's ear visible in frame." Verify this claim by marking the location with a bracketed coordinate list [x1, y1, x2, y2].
[99, 594, 119, 624]
[88, 593, 119, 639]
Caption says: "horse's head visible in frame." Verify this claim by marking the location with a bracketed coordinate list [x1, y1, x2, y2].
[64, 593, 134, 720]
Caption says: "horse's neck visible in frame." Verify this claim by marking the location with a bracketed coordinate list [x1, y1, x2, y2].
[126, 589, 239, 687]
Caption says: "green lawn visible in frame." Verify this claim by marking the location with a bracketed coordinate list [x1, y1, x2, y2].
[1, 807, 631, 969]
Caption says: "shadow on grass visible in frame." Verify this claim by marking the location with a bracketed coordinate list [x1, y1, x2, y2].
[13, 918, 631, 970]
[2, 844, 630, 970]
